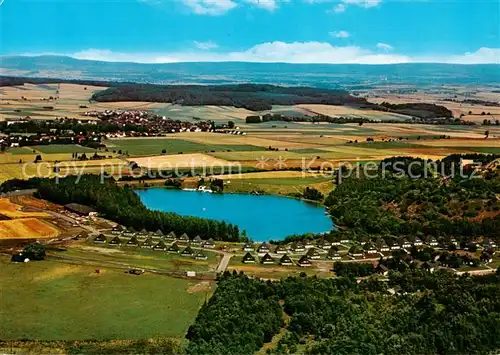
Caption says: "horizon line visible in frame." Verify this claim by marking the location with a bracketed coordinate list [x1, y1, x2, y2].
[2, 54, 500, 66]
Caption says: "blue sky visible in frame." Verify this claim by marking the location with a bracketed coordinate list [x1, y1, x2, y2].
[0, 0, 499, 63]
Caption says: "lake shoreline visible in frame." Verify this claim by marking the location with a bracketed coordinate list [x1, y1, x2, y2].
[135, 187, 333, 242]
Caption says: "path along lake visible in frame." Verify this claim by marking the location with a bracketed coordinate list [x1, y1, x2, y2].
[135, 188, 334, 242]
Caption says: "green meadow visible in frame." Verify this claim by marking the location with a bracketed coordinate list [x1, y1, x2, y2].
[0, 255, 210, 341]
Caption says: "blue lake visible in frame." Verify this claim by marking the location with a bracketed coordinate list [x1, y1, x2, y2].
[135, 188, 334, 242]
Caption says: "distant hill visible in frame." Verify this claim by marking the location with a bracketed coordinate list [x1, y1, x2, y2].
[1, 55, 499, 87]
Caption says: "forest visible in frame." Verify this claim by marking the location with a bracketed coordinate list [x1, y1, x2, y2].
[186, 270, 500, 355]
[90, 83, 367, 111]
[325, 155, 500, 244]
[34, 175, 245, 241]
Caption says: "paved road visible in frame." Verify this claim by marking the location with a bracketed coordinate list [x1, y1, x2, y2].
[216, 253, 233, 273]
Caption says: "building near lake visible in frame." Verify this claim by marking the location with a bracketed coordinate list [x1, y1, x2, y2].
[242, 252, 256, 264]
[257, 242, 271, 254]
[327, 247, 341, 260]
[279, 254, 294, 266]
[64, 203, 97, 217]
[274, 245, 287, 254]
[260, 253, 275, 265]
[348, 245, 364, 257]
[126, 236, 140, 247]
[298, 255, 312, 267]
[306, 248, 321, 260]
[195, 250, 208, 260]
[243, 243, 254, 252]
[203, 238, 215, 249]
[93, 234, 107, 244]
[168, 243, 180, 253]
[192, 235, 203, 245]
[141, 237, 154, 248]
[109, 236, 122, 245]
[153, 240, 167, 251]
[181, 246, 194, 257]
[290, 241, 305, 253]
[167, 231, 176, 240]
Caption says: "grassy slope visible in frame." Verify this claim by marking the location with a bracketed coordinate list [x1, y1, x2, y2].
[0, 255, 209, 341]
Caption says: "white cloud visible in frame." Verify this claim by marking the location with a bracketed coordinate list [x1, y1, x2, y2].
[182, 0, 237, 15]
[329, 0, 381, 13]
[344, 0, 381, 8]
[329, 30, 350, 38]
[194, 40, 219, 50]
[376, 42, 393, 51]
[245, 0, 278, 11]
[71, 44, 500, 65]
[445, 47, 500, 64]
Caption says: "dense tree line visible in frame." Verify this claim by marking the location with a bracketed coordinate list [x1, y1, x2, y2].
[187, 271, 500, 355]
[35, 175, 245, 241]
[186, 272, 283, 355]
[91, 84, 367, 111]
[326, 157, 500, 244]
[379, 102, 453, 118]
[302, 187, 324, 201]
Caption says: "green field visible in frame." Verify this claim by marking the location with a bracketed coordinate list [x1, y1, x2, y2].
[30, 144, 98, 154]
[224, 176, 333, 196]
[106, 138, 263, 156]
[0, 255, 210, 341]
[62, 244, 219, 272]
[3, 147, 34, 155]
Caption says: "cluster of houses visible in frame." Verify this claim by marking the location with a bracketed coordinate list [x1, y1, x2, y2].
[93, 226, 216, 260]
[82, 110, 213, 136]
[240, 235, 498, 269]
[239, 240, 342, 267]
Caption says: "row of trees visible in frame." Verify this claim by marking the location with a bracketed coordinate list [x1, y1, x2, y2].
[35, 175, 246, 241]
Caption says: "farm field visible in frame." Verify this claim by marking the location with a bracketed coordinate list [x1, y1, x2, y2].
[223, 176, 333, 196]
[62, 244, 220, 273]
[106, 138, 263, 156]
[30, 144, 98, 154]
[0, 218, 59, 240]
[297, 104, 412, 121]
[132, 153, 233, 169]
[0, 198, 50, 218]
[0, 255, 210, 340]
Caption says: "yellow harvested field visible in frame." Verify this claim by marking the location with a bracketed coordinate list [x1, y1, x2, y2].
[0, 199, 50, 218]
[0, 163, 54, 183]
[0, 218, 59, 240]
[132, 153, 233, 169]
